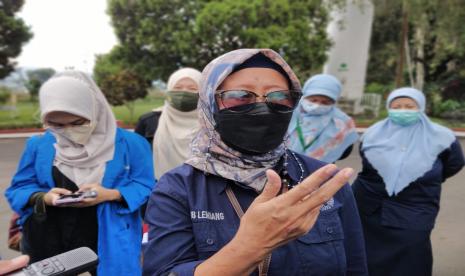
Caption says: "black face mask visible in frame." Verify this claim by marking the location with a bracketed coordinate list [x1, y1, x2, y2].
[213, 103, 293, 155]
[166, 90, 199, 112]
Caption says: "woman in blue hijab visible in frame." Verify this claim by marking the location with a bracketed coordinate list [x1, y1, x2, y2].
[352, 87, 465, 276]
[288, 74, 359, 163]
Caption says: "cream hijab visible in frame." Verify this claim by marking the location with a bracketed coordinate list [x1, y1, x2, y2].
[152, 68, 202, 179]
[39, 71, 117, 186]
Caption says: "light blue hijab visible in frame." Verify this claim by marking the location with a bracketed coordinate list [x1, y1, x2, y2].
[288, 74, 359, 163]
[362, 87, 456, 196]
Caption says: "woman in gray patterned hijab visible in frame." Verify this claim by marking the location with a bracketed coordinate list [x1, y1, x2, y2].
[144, 48, 365, 275]
[186, 48, 302, 192]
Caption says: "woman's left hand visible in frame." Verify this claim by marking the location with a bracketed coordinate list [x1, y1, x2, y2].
[68, 183, 121, 207]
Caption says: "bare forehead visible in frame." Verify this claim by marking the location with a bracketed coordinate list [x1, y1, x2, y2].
[220, 68, 289, 88]
[390, 96, 417, 105]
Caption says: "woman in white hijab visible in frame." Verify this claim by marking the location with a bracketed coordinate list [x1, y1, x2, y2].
[152, 68, 202, 179]
[5, 71, 155, 275]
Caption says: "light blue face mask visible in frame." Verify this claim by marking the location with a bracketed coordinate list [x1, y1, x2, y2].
[388, 109, 421, 126]
[301, 100, 333, 115]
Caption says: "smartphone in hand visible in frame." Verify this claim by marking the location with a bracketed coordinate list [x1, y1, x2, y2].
[55, 190, 97, 205]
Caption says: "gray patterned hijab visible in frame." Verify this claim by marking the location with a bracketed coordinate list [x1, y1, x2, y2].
[185, 49, 302, 192]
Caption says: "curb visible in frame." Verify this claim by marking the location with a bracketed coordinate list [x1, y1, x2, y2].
[356, 128, 465, 138]
[1, 128, 465, 139]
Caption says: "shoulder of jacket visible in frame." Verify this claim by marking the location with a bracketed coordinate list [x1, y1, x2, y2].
[27, 131, 53, 145]
[139, 111, 161, 121]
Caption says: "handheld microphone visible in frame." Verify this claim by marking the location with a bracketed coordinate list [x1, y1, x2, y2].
[7, 247, 98, 276]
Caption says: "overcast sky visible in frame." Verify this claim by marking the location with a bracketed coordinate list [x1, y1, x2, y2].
[15, 0, 118, 73]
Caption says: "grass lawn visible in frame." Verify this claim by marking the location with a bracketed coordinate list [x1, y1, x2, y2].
[0, 96, 165, 129]
[1, 95, 464, 130]
[0, 101, 41, 129]
[112, 97, 164, 124]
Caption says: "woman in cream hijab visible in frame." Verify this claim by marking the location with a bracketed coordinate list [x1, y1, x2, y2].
[152, 68, 202, 179]
[5, 71, 154, 275]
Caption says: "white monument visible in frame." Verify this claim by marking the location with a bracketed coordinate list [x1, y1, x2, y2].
[323, 0, 374, 114]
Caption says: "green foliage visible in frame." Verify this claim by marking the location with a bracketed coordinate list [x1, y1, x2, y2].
[25, 68, 55, 101]
[27, 68, 55, 83]
[98, 69, 149, 120]
[365, 82, 394, 95]
[0, 86, 10, 104]
[366, 0, 402, 85]
[194, 0, 331, 79]
[25, 78, 41, 101]
[99, 70, 148, 106]
[367, 0, 465, 99]
[431, 97, 464, 117]
[437, 99, 462, 113]
[428, 83, 465, 119]
[0, 0, 33, 79]
[0, 95, 165, 129]
[105, 0, 338, 81]
[93, 47, 125, 85]
[441, 76, 465, 102]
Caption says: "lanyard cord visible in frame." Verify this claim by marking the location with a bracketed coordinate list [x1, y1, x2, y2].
[296, 117, 327, 151]
[225, 186, 272, 276]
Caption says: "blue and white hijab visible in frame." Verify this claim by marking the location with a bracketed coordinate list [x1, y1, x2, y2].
[362, 87, 455, 196]
[185, 49, 302, 192]
[288, 74, 359, 163]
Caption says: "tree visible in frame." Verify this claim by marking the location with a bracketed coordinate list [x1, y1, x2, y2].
[0, 0, 33, 79]
[25, 68, 55, 101]
[194, 0, 332, 79]
[93, 47, 125, 85]
[25, 70, 54, 102]
[98, 69, 148, 121]
[107, 0, 205, 81]
[105, 0, 340, 82]
[0, 86, 10, 105]
[367, 0, 465, 97]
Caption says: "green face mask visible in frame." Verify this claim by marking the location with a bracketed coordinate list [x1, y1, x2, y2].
[166, 90, 199, 112]
[388, 109, 421, 126]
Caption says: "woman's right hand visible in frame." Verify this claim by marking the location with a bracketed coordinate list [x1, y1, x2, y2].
[234, 164, 351, 257]
[195, 163, 353, 275]
[43, 188, 72, 206]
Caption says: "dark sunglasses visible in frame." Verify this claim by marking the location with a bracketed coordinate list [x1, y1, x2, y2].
[216, 90, 302, 113]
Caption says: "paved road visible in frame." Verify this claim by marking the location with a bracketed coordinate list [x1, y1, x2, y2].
[1, 138, 464, 275]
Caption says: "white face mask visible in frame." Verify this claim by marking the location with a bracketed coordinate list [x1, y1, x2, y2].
[301, 100, 334, 115]
[52, 123, 96, 145]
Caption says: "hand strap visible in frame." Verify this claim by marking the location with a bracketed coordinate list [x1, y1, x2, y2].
[225, 186, 272, 276]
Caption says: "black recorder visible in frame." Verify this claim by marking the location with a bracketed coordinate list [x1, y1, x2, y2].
[7, 247, 98, 276]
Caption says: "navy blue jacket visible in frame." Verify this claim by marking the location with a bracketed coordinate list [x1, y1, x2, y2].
[143, 152, 368, 275]
[352, 139, 464, 230]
